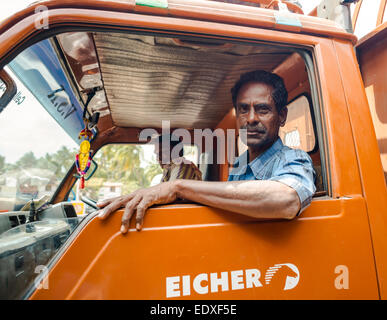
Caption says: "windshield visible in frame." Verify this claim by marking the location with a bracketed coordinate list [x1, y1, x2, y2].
[0, 39, 88, 212]
[0, 68, 78, 212]
[0, 217, 80, 299]
[0, 36, 90, 299]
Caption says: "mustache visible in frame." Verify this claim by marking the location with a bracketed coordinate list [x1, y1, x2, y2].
[240, 125, 266, 133]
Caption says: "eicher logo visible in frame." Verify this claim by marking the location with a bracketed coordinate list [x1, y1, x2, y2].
[166, 263, 300, 298]
[264, 263, 300, 291]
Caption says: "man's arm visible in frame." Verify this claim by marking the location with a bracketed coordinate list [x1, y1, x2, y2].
[175, 179, 300, 219]
[97, 179, 300, 234]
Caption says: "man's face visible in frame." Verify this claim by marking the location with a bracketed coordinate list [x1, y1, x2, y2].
[236, 81, 287, 153]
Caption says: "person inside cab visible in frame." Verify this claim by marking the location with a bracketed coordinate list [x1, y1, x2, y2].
[97, 70, 316, 233]
[154, 134, 202, 183]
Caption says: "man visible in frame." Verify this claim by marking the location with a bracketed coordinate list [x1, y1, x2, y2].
[154, 134, 202, 182]
[97, 70, 316, 234]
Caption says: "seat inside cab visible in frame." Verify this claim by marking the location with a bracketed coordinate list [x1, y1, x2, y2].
[53, 31, 325, 198]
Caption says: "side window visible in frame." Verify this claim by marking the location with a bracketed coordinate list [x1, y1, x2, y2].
[279, 94, 315, 153]
[71, 143, 201, 202]
[71, 144, 162, 202]
[183, 144, 199, 166]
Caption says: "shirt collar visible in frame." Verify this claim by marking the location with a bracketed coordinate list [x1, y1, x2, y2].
[232, 138, 283, 176]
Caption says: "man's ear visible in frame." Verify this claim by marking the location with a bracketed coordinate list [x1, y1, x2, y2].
[279, 106, 288, 127]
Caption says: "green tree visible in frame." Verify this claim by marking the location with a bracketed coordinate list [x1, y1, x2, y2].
[16, 151, 38, 168]
[50, 146, 77, 177]
[144, 161, 162, 183]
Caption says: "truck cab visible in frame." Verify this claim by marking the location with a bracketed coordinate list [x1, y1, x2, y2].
[0, 0, 386, 300]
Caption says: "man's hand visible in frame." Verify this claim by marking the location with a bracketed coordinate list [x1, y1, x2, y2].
[96, 181, 177, 233]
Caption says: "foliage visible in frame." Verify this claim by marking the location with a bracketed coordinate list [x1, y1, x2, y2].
[84, 144, 162, 200]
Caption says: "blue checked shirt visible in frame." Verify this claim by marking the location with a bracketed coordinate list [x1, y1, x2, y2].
[228, 138, 316, 214]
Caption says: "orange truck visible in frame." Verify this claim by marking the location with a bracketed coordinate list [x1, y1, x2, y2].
[0, 0, 386, 301]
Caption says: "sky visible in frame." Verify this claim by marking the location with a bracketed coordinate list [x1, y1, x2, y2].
[0, 68, 78, 163]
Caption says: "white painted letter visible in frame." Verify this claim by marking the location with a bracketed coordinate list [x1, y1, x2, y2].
[166, 276, 180, 298]
[193, 273, 209, 295]
[245, 269, 262, 288]
[210, 272, 229, 293]
[231, 270, 244, 290]
[182, 275, 191, 296]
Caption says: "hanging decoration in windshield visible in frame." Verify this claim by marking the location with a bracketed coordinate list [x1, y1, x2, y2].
[75, 117, 94, 190]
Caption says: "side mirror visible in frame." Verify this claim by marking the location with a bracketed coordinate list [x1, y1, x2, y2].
[73, 158, 98, 181]
[0, 69, 17, 113]
[84, 158, 98, 181]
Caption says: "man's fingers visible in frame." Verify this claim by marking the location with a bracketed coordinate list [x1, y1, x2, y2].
[96, 195, 120, 208]
[97, 194, 137, 220]
[135, 198, 152, 231]
[98, 198, 126, 220]
[121, 196, 142, 234]
[96, 200, 109, 208]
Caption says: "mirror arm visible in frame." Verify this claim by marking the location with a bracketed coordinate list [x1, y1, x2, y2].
[0, 69, 17, 113]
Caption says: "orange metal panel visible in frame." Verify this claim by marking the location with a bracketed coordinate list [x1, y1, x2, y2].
[0, 0, 357, 62]
[357, 25, 387, 185]
[352, 27, 387, 298]
[30, 197, 378, 300]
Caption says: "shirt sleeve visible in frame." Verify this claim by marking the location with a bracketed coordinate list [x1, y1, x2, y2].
[268, 150, 316, 215]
